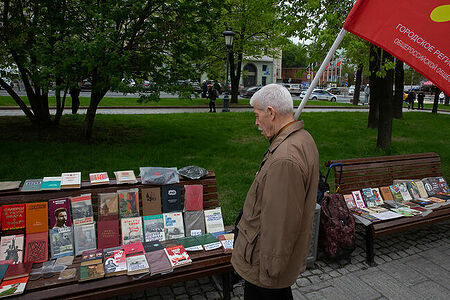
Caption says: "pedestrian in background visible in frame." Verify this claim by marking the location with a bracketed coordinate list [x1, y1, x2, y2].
[201, 80, 207, 98]
[417, 92, 425, 110]
[207, 84, 218, 113]
[407, 91, 415, 109]
[364, 84, 370, 104]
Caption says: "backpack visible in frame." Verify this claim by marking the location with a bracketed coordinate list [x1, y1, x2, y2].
[317, 171, 330, 205]
[319, 193, 355, 260]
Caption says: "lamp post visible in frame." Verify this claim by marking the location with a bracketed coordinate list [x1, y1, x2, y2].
[222, 30, 235, 112]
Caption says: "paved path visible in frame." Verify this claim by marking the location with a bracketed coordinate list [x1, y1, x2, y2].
[108, 220, 450, 300]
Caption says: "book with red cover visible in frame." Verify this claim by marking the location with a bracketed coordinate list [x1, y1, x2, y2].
[48, 198, 72, 229]
[1, 204, 25, 231]
[24, 232, 48, 263]
[123, 242, 145, 257]
[0, 276, 29, 297]
[3, 262, 32, 281]
[141, 187, 162, 216]
[184, 185, 203, 211]
[25, 202, 48, 234]
[164, 245, 192, 268]
[97, 219, 120, 249]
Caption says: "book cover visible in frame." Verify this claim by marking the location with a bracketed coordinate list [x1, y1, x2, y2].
[0, 235, 24, 264]
[361, 188, 377, 208]
[20, 179, 42, 192]
[161, 185, 182, 213]
[351, 190, 366, 209]
[48, 198, 72, 229]
[114, 170, 137, 184]
[163, 212, 185, 240]
[204, 207, 225, 234]
[398, 183, 412, 201]
[414, 181, 429, 198]
[123, 241, 145, 257]
[140, 167, 179, 185]
[118, 188, 140, 218]
[423, 177, 441, 195]
[379, 186, 394, 201]
[25, 202, 48, 234]
[89, 172, 110, 185]
[343, 194, 356, 209]
[0, 181, 21, 192]
[103, 247, 126, 277]
[184, 210, 206, 236]
[1, 204, 25, 231]
[98, 192, 119, 220]
[49, 227, 74, 259]
[0, 276, 29, 297]
[121, 217, 144, 245]
[0, 265, 8, 281]
[164, 245, 192, 268]
[79, 264, 105, 282]
[141, 187, 162, 216]
[74, 223, 97, 256]
[80, 249, 103, 266]
[142, 241, 164, 253]
[437, 177, 449, 193]
[146, 250, 173, 276]
[60, 172, 81, 189]
[195, 233, 222, 251]
[177, 236, 203, 251]
[97, 219, 120, 250]
[371, 188, 384, 205]
[184, 185, 203, 211]
[3, 262, 32, 281]
[24, 232, 47, 263]
[143, 215, 165, 242]
[71, 194, 94, 226]
[217, 233, 234, 251]
[126, 254, 149, 275]
[389, 185, 404, 202]
[41, 177, 61, 190]
[406, 181, 421, 199]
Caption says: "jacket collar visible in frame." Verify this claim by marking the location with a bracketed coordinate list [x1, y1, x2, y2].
[268, 120, 304, 154]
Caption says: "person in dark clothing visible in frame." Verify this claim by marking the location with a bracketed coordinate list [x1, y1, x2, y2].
[417, 92, 425, 110]
[201, 80, 208, 98]
[207, 84, 218, 112]
[407, 91, 415, 110]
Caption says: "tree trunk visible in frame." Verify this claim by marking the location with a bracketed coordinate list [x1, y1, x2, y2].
[445, 95, 449, 106]
[377, 51, 394, 151]
[28, 92, 52, 128]
[432, 86, 440, 114]
[229, 49, 243, 104]
[368, 44, 381, 129]
[83, 88, 108, 139]
[0, 78, 36, 122]
[70, 87, 81, 114]
[393, 59, 404, 119]
[352, 64, 363, 105]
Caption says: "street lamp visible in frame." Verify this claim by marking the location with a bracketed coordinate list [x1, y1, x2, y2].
[222, 30, 235, 112]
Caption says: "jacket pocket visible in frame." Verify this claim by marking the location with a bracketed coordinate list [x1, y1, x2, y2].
[237, 225, 259, 265]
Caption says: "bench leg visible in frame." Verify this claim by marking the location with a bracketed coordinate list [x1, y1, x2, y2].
[365, 226, 377, 267]
[222, 272, 231, 300]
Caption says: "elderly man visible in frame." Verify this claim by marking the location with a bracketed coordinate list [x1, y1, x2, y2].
[231, 83, 319, 299]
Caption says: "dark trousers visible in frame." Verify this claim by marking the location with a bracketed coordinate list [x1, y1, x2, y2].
[244, 280, 293, 300]
[209, 100, 216, 112]
[418, 100, 424, 110]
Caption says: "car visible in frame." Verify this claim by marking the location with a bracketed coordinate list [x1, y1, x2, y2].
[300, 89, 337, 101]
[80, 79, 92, 90]
[326, 87, 341, 95]
[348, 85, 355, 95]
[241, 86, 262, 98]
[283, 83, 301, 96]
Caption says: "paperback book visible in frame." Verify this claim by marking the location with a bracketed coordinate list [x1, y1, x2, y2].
[1, 204, 25, 231]
[114, 170, 137, 184]
[142, 241, 164, 253]
[24, 232, 48, 263]
[80, 249, 104, 266]
[20, 179, 42, 192]
[0, 265, 7, 281]
[79, 264, 105, 282]
[177, 236, 203, 251]
[143, 215, 165, 242]
[0, 276, 29, 297]
[164, 245, 192, 268]
[195, 233, 222, 251]
[97, 219, 120, 249]
[361, 188, 377, 208]
[0, 235, 24, 264]
[217, 233, 234, 251]
[184, 185, 203, 211]
[98, 192, 119, 220]
[146, 249, 173, 276]
[3, 263, 32, 281]
[398, 183, 412, 201]
[118, 188, 140, 218]
[89, 172, 110, 185]
[351, 190, 366, 209]
[371, 188, 384, 205]
[41, 177, 61, 190]
[74, 223, 97, 256]
[121, 217, 144, 245]
[183, 210, 206, 236]
[60, 172, 81, 189]
[161, 185, 182, 213]
[103, 247, 127, 277]
[406, 181, 421, 199]
[414, 180, 429, 198]
[204, 207, 225, 233]
[48, 198, 72, 229]
[0, 181, 20, 192]
[163, 212, 185, 240]
[389, 185, 404, 202]
[25, 202, 48, 234]
[123, 242, 149, 276]
[71, 194, 94, 226]
[49, 227, 74, 259]
[437, 177, 449, 193]
[423, 177, 441, 195]
[343, 194, 356, 209]
[379, 186, 394, 201]
[141, 187, 162, 216]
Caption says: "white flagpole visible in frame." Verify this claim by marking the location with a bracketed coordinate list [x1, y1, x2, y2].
[295, 28, 348, 120]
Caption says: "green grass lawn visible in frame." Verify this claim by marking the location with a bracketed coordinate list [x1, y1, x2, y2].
[0, 95, 353, 107]
[1, 111, 449, 224]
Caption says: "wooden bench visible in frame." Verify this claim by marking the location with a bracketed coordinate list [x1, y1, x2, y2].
[0, 171, 234, 299]
[325, 152, 450, 266]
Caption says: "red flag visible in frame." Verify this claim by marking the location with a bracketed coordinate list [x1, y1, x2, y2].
[343, 0, 450, 95]
[336, 61, 342, 67]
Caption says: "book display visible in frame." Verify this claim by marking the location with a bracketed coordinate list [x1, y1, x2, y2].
[118, 189, 139, 218]
[71, 194, 94, 226]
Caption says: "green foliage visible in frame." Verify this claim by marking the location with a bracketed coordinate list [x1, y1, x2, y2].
[282, 41, 308, 68]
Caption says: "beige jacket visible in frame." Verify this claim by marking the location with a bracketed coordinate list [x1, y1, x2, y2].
[231, 120, 319, 289]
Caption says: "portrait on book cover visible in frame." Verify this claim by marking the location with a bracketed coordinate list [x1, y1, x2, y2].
[53, 208, 68, 229]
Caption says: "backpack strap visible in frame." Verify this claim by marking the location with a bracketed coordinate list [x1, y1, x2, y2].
[325, 163, 343, 193]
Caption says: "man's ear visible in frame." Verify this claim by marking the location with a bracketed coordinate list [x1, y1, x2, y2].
[267, 106, 276, 120]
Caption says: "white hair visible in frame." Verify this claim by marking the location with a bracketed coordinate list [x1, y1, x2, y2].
[250, 84, 293, 115]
